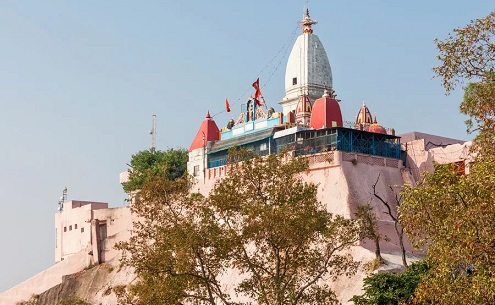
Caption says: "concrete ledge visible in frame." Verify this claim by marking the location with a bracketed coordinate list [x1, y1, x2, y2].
[0, 249, 89, 305]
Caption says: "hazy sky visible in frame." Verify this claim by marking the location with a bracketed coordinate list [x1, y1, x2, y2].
[0, 0, 493, 292]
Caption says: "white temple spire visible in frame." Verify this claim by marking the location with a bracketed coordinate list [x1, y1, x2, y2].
[279, 8, 333, 115]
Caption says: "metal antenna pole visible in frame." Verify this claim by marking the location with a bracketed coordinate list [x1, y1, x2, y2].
[58, 187, 67, 212]
[150, 114, 156, 149]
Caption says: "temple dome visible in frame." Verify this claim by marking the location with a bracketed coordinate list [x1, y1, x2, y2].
[189, 112, 220, 151]
[279, 9, 333, 115]
[355, 102, 373, 126]
[310, 89, 343, 129]
[368, 116, 387, 134]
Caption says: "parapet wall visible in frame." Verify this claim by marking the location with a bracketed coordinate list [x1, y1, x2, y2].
[0, 250, 89, 305]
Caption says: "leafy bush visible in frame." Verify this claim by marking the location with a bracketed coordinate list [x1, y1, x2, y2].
[350, 261, 429, 305]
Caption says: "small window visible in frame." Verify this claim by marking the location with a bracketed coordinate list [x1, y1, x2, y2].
[260, 143, 267, 151]
[292, 77, 297, 85]
[81, 227, 84, 233]
[69, 225, 72, 231]
[75, 224, 78, 230]
[64, 227, 67, 232]
[193, 165, 200, 177]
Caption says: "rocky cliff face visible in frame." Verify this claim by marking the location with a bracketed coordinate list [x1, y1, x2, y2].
[23, 250, 416, 305]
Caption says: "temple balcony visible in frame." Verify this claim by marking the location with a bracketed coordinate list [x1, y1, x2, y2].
[207, 126, 400, 170]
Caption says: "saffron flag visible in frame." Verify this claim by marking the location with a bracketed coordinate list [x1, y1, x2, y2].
[225, 98, 231, 112]
[260, 96, 266, 106]
[254, 97, 262, 107]
[252, 78, 262, 99]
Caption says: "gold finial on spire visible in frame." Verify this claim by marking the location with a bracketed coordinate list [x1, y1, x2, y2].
[299, 6, 317, 34]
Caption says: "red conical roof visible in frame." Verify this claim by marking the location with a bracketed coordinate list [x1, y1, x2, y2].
[189, 112, 220, 151]
[356, 102, 373, 125]
[310, 91, 343, 129]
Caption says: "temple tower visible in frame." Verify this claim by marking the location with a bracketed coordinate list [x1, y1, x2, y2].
[295, 94, 312, 125]
[279, 8, 333, 115]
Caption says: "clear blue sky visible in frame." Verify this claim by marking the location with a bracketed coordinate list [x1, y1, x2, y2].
[0, 0, 493, 292]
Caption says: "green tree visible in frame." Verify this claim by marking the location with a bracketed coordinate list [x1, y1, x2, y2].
[208, 150, 364, 305]
[433, 11, 495, 134]
[398, 12, 495, 304]
[116, 175, 233, 305]
[355, 203, 386, 264]
[122, 148, 188, 193]
[400, 161, 495, 304]
[16, 295, 39, 305]
[117, 149, 364, 305]
[59, 296, 91, 305]
[350, 261, 430, 305]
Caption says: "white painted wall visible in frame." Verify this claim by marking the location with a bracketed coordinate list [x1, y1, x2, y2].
[55, 201, 108, 262]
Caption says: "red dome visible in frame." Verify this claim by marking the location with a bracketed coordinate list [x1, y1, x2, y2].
[310, 94, 343, 129]
[368, 124, 387, 134]
[189, 112, 220, 151]
[367, 116, 387, 134]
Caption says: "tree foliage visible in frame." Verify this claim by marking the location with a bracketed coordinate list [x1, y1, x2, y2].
[433, 12, 495, 92]
[400, 160, 495, 304]
[355, 203, 386, 264]
[117, 174, 232, 305]
[117, 149, 364, 305]
[372, 175, 407, 268]
[17, 295, 91, 305]
[59, 296, 91, 305]
[433, 11, 495, 133]
[122, 148, 188, 193]
[350, 261, 430, 305]
[399, 11, 495, 304]
[17, 295, 40, 305]
[209, 150, 364, 305]
[462, 79, 495, 133]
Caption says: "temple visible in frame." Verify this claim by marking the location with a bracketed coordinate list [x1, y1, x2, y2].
[0, 7, 471, 305]
[187, 9, 400, 184]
